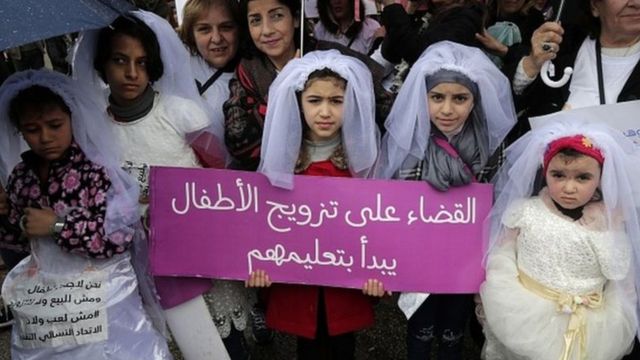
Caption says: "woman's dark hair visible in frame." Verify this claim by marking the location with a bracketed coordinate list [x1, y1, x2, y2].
[179, 0, 243, 56]
[8, 85, 71, 130]
[238, 0, 301, 58]
[93, 16, 164, 83]
[317, 0, 365, 40]
[579, 0, 601, 39]
[487, 0, 536, 21]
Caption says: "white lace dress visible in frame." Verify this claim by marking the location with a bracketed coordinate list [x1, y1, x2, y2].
[480, 195, 637, 360]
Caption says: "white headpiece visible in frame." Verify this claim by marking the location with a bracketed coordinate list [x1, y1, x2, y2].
[487, 119, 640, 337]
[375, 41, 517, 179]
[258, 50, 379, 189]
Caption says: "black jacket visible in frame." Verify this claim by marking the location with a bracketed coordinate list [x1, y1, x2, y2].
[380, 3, 484, 65]
[504, 24, 640, 117]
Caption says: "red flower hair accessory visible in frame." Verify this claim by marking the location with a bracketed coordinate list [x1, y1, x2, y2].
[543, 135, 605, 173]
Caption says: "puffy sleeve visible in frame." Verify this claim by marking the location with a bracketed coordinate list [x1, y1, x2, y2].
[581, 202, 631, 280]
[501, 198, 527, 230]
[588, 230, 631, 281]
[592, 231, 631, 280]
[163, 95, 211, 136]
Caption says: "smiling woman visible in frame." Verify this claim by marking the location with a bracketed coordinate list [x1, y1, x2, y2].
[181, 3, 255, 356]
[222, 0, 301, 171]
[245, 0, 299, 70]
[180, 0, 243, 169]
[181, 0, 241, 70]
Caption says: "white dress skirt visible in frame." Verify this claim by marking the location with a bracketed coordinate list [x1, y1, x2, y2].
[480, 195, 637, 360]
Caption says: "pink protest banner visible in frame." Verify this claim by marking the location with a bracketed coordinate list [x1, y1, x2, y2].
[149, 167, 492, 293]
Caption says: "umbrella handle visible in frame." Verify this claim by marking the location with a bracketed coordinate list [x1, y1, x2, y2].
[540, 60, 573, 88]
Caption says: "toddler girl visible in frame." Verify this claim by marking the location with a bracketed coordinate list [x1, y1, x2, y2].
[480, 119, 640, 360]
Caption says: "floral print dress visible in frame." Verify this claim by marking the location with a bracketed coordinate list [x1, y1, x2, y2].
[0, 142, 132, 256]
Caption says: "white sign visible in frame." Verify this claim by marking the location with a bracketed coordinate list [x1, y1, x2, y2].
[6, 270, 108, 348]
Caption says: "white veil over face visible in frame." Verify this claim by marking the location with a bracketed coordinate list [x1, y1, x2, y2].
[71, 10, 226, 166]
[0, 69, 139, 234]
[486, 119, 640, 339]
[258, 50, 380, 189]
[374, 41, 517, 179]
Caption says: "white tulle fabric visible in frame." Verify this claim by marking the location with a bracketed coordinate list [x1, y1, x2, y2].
[482, 119, 640, 358]
[374, 41, 517, 179]
[258, 50, 379, 189]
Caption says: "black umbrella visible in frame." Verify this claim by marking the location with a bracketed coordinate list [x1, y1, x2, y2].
[0, 0, 135, 51]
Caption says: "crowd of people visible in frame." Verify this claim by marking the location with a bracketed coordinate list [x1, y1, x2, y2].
[0, 0, 639, 359]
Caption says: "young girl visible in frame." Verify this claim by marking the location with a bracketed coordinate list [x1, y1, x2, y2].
[480, 120, 639, 359]
[374, 41, 517, 359]
[248, 50, 384, 359]
[180, 1, 253, 358]
[72, 11, 230, 360]
[0, 70, 171, 359]
[314, 0, 382, 56]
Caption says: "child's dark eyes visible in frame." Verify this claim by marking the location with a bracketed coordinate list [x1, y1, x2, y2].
[110, 57, 146, 67]
[111, 57, 126, 65]
[305, 98, 343, 105]
[429, 94, 444, 101]
[453, 95, 470, 103]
